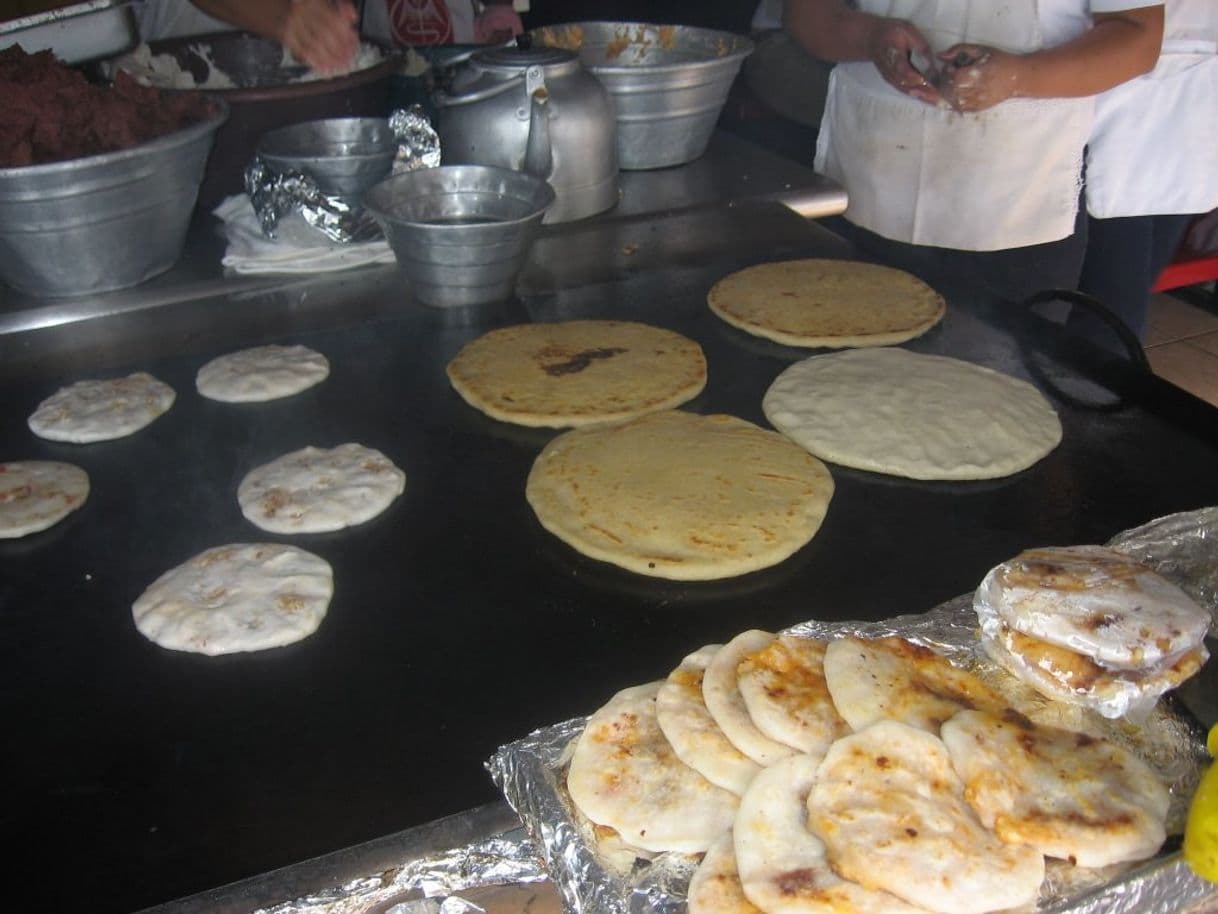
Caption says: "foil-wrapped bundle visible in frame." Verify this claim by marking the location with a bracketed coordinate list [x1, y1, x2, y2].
[245, 106, 441, 244]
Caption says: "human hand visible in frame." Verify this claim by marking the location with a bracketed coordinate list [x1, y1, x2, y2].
[937, 45, 1022, 112]
[280, 0, 360, 76]
[864, 17, 944, 106]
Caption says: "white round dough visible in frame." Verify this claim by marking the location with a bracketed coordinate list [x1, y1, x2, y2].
[28, 372, 176, 443]
[238, 443, 406, 534]
[0, 461, 89, 538]
[196, 344, 330, 403]
[763, 347, 1062, 480]
[132, 543, 333, 655]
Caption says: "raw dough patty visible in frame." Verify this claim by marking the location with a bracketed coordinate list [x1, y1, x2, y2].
[196, 344, 330, 403]
[0, 460, 89, 538]
[238, 443, 406, 534]
[763, 347, 1061, 480]
[132, 543, 333, 655]
[28, 372, 175, 443]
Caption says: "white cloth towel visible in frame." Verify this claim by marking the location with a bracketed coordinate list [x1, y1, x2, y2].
[213, 195, 397, 275]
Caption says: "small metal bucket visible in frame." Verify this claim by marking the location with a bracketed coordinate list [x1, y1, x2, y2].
[363, 165, 554, 308]
[0, 101, 228, 298]
[256, 117, 397, 203]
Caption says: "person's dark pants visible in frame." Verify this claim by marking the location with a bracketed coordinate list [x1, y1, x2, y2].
[822, 205, 1088, 306]
[1075, 213, 1194, 342]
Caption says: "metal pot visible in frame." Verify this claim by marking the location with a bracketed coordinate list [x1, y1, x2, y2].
[433, 46, 618, 224]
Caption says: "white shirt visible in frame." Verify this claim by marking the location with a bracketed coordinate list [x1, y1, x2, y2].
[814, 0, 1164, 251]
[1086, 0, 1218, 217]
[135, 0, 232, 40]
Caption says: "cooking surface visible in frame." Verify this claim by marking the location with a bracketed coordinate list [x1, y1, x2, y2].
[2, 140, 1217, 914]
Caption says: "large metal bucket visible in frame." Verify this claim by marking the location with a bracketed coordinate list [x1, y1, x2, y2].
[0, 102, 228, 298]
[363, 165, 554, 308]
[529, 22, 754, 171]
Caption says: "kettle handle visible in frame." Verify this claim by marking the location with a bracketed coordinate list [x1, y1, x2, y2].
[523, 85, 553, 179]
[432, 71, 524, 107]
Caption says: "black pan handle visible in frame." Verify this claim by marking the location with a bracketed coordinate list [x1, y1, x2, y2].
[1020, 288, 1151, 373]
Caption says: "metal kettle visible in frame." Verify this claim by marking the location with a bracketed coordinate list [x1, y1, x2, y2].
[433, 46, 619, 223]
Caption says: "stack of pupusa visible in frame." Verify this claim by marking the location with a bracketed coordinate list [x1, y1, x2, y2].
[564, 631, 1174, 914]
[975, 545, 1212, 720]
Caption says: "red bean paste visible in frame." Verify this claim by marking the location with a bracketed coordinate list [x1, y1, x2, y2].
[0, 45, 218, 168]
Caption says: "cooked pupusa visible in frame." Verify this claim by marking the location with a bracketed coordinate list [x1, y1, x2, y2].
[823, 635, 1007, 733]
[976, 545, 1210, 670]
[941, 709, 1170, 867]
[566, 681, 739, 854]
[657, 644, 761, 795]
[807, 720, 1045, 914]
[974, 545, 1212, 717]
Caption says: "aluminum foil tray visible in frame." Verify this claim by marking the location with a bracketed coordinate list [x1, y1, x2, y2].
[488, 508, 1218, 914]
[0, 0, 138, 64]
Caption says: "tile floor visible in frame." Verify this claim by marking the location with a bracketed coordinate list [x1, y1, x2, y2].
[1145, 285, 1218, 406]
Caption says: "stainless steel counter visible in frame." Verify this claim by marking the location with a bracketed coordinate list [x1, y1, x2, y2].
[1, 131, 1215, 914]
[0, 131, 845, 336]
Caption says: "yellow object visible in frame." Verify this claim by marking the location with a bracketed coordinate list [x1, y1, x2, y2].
[1184, 724, 1218, 882]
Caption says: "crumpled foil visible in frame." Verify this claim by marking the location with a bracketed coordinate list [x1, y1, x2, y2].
[486, 507, 1218, 914]
[250, 832, 549, 914]
[246, 106, 440, 244]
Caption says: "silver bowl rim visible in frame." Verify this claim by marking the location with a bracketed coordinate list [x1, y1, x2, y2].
[363, 165, 557, 231]
[257, 116, 397, 167]
[527, 21, 755, 75]
[0, 97, 231, 178]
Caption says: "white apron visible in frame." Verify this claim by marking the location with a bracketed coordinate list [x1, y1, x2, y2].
[1086, 0, 1218, 218]
[135, 0, 233, 40]
[815, 0, 1094, 251]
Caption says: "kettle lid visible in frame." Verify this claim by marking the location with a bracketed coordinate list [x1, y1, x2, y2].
[471, 45, 578, 74]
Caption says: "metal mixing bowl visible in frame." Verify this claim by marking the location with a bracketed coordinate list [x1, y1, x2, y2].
[124, 33, 399, 210]
[0, 100, 229, 298]
[363, 165, 555, 308]
[528, 22, 754, 170]
[257, 117, 396, 201]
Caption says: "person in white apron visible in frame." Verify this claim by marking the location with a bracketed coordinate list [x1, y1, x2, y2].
[784, 0, 1164, 303]
[135, 0, 361, 73]
[362, 0, 478, 46]
[1075, 0, 1218, 342]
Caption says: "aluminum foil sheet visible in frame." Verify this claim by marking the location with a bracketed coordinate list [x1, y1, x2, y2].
[487, 510, 1218, 914]
[251, 832, 549, 914]
[246, 107, 440, 244]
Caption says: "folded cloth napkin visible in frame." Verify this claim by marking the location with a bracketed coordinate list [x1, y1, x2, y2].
[213, 194, 397, 275]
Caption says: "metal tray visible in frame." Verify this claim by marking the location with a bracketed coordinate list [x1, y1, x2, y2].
[0, 0, 138, 63]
